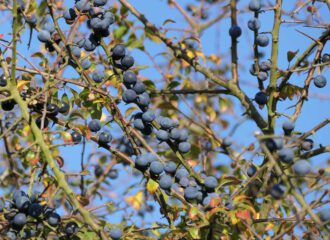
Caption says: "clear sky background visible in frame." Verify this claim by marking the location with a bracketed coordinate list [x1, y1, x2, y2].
[0, 0, 329, 237]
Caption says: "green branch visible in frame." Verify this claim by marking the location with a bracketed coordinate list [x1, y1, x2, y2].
[266, 0, 282, 134]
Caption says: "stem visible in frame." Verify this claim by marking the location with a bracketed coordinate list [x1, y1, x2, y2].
[11, 0, 18, 85]
[267, 0, 282, 134]
[230, 0, 238, 84]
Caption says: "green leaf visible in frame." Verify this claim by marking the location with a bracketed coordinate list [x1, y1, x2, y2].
[36, 0, 48, 17]
[188, 228, 200, 239]
[287, 50, 299, 62]
[114, 26, 128, 39]
[143, 80, 156, 91]
[167, 81, 180, 90]
[279, 83, 303, 100]
[162, 19, 176, 26]
[90, 104, 102, 120]
[145, 28, 161, 43]
[77, 231, 98, 240]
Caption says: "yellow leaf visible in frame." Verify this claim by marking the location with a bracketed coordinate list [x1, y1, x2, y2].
[17, 80, 30, 92]
[265, 223, 274, 231]
[100, 113, 107, 122]
[125, 191, 143, 210]
[187, 49, 195, 59]
[195, 51, 205, 61]
[209, 54, 221, 65]
[147, 179, 159, 194]
[231, 215, 239, 224]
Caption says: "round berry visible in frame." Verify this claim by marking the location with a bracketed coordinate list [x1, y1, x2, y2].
[169, 128, 181, 141]
[278, 148, 294, 164]
[75, 0, 91, 12]
[164, 161, 177, 174]
[28, 203, 43, 218]
[94, 0, 107, 7]
[136, 92, 150, 108]
[121, 55, 134, 70]
[15, 195, 30, 212]
[94, 165, 103, 178]
[222, 137, 233, 147]
[132, 81, 146, 94]
[265, 138, 283, 152]
[247, 18, 260, 31]
[122, 89, 137, 103]
[88, 119, 102, 132]
[260, 60, 271, 71]
[156, 129, 170, 142]
[25, 14, 37, 27]
[47, 103, 59, 117]
[47, 212, 61, 226]
[255, 91, 268, 105]
[257, 71, 268, 81]
[81, 58, 91, 70]
[184, 187, 198, 201]
[42, 22, 55, 33]
[123, 70, 137, 87]
[71, 46, 81, 58]
[229, 25, 242, 38]
[321, 53, 330, 63]
[37, 30, 51, 43]
[256, 34, 270, 47]
[270, 184, 286, 199]
[58, 102, 69, 114]
[112, 44, 126, 60]
[107, 169, 119, 179]
[92, 71, 105, 83]
[142, 110, 155, 123]
[249, 0, 261, 12]
[313, 75, 327, 88]
[293, 160, 311, 176]
[65, 221, 79, 235]
[175, 167, 189, 182]
[0, 74, 7, 87]
[159, 117, 174, 130]
[135, 155, 149, 171]
[71, 131, 82, 143]
[98, 131, 112, 145]
[159, 174, 173, 190]
[319, 208, 330, 222]
[282, 120, 295, 135]
[2, 100, 16, 111]
[109, 228, 122, 240]
[35, 117, 49, 129]
[301, 139, 314, 151]
[178, 129, 189, 142]
[204, 176, 218, 191]
[247, 165, 257, 177]
[6, 231, 17, 240]
[13, 213, 27, 228]
[149, 161, 164, 175]
[63, 8, 77, 22]
[178, 142, 191, 153]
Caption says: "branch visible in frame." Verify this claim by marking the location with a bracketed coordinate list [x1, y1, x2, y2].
[118, 0, 268, 132]
[230, 0, 238, 84]
[267, 0, 282, 134]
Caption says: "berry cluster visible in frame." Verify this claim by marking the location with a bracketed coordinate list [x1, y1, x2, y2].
[134, 152, 220, 207]
[0, 190, 79, 239]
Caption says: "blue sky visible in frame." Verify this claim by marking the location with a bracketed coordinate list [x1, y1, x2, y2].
[0, 0, 330, 236]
